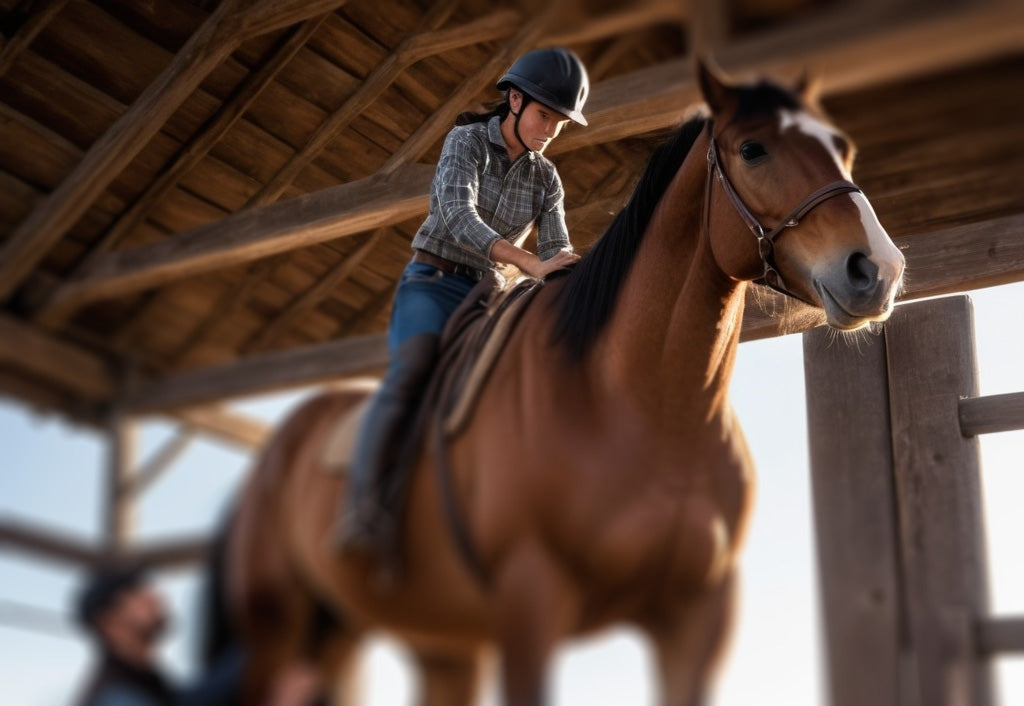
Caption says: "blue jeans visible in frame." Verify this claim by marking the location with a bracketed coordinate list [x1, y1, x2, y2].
[387, 261, 478, 355]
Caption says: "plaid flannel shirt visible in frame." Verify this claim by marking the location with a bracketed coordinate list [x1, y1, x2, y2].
[410, 116, 571, 272]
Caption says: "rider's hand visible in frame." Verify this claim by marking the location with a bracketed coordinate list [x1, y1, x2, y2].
[527, 249, 580, 278]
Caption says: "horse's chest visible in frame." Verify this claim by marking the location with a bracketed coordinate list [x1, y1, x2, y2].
[578, 457, 751, 607]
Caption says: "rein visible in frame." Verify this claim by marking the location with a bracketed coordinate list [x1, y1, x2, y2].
[704, 125, 862, 304]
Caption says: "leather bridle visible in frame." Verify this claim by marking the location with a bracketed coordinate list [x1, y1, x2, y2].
[704, 125, 862, 305]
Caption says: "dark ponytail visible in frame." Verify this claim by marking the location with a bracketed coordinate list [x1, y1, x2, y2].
[455, 100, 511, 126]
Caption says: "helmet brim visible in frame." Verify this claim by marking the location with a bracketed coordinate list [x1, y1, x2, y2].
[497, 77, 588, 126]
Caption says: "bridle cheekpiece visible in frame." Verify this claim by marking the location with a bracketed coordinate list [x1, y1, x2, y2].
[704, 125, 862, 304]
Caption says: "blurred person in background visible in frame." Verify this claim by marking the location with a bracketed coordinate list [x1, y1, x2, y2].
[73, 564, 176, 706]
[73, 563, 321, 706]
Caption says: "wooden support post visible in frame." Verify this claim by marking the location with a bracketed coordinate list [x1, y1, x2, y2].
[884, 296, 993, 706]
[105, 415, 136, 555]
[803, 326, 904, 706]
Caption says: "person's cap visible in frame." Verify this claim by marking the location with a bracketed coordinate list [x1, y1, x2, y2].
[75, 563, 147, 629]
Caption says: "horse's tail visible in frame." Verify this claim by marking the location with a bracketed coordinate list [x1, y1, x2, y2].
[199, 505, 236, 667]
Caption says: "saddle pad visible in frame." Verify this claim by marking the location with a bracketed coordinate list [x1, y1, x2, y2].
[441, 279, 541, 436]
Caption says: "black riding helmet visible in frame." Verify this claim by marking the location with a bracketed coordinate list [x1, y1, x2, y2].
[496, 47, 589, 126]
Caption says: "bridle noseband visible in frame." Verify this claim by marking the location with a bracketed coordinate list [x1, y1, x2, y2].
[704, 126, 862, 304]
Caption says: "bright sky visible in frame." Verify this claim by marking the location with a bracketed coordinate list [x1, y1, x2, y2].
[1, 282, 1022, 706]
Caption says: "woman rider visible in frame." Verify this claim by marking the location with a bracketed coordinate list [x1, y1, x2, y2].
[337, 47, 590, 553]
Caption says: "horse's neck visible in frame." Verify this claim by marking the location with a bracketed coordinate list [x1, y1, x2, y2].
[596, 137, 747, 437]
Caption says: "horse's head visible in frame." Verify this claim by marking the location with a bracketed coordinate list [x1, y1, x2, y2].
[697, 61, 904, 330]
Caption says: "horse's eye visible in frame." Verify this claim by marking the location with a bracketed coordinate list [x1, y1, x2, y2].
[740, 141, 768, 163]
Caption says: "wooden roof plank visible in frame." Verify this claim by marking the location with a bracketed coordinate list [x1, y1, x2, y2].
[242, 229, 386, 353]
[67, 16, 329, 274]
[245, 0, 469, 208]
[0, 0, 349, 302]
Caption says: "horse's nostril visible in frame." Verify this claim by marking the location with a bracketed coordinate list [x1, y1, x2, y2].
[846, 252, 877, 290]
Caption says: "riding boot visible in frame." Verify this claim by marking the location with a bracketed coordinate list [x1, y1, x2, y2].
[336, 333, 440, 556]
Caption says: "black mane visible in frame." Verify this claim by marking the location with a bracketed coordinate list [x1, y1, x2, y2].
[548, 79, 803, 362]
[549, 115, 709, 361]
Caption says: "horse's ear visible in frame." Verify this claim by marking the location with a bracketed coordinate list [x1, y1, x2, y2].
[794, 68, 823, 105]
[696, 57, 735, 115]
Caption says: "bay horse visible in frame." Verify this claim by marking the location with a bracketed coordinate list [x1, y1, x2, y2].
[219, 62, 905, 706]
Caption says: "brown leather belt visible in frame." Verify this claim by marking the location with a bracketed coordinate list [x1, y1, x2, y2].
[411, 249, 486, 281]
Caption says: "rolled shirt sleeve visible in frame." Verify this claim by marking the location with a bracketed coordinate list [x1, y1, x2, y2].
[535, 168, 571, 261]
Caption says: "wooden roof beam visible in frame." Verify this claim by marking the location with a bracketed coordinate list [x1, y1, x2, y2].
[0, 517, 209, 570]
[0, 314, 115, 399]
[114, 212, 1024, 412]
[40, 163, 435, 319]
[121, 334, 387, 414]
[0, 311, 271, 443]
[0, 0, 350, 302]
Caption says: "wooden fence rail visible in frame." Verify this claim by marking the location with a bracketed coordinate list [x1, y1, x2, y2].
[959, 391, 1024, 436]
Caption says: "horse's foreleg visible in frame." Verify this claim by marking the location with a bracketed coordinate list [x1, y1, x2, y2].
[412, 648, 485, 706]
[495, 543, 576, 706]
[644, 572, 738, 706]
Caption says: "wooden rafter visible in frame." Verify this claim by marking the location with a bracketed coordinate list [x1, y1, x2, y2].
[0, 0, 71, 78]
[0, 517, 209, 569]
[0, 0, 350, 302]
[121, 333, 387, 413]
[169, 405, 269, 449]
[0, 309, 271, 444]
[122, 428, 197, 497]
[553, 1, 1024, 153]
